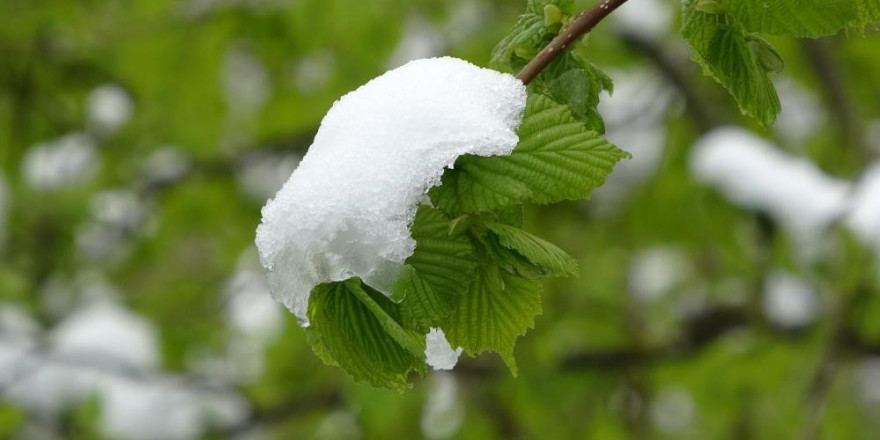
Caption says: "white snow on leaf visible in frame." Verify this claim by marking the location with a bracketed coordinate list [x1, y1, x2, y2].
[22, 132, 99, 191]
[691, 127, 851, 256]
[87, 84, 134, 136]
[425, 328, 463, 371]
[421, 372, 464, 439]
[255, 57, 527, 323]
[763, 271, 819, 329]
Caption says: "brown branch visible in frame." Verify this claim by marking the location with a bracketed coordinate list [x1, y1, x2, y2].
[516, 0, 631, 85]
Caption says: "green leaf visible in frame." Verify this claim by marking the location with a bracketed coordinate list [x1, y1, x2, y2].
[444, 265, 543, 375]
[720, 0, 878, 37]
[490, 0, 575, 71]
[484, 222, 579, 278]
[395, 267, 456, 333]
[406, 206, 480, 300]
[533, 52, 613, 133]
[307, 280, 424, 390]
[430, 93, 629, 215]
[681, 3, 781, 127]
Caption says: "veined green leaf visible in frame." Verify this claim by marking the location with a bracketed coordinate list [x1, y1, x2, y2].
[307, 280, 424, 390]
[406, 205, 479, 300]
[721, 0, 879, 37]
[533, 52, 613, 133]
[395, 267, 455, 333]
[484, 222, 579, 278]
[430, 93, 629, 215]
[444, 265, 543, 375]
[682, 2, 781, 127]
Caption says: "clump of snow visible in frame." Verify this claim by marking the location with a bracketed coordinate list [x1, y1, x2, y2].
[256, 57, 527, 323]
[691, 128, 851, 255]
[613, 0, 672, 39]
[425, 328, 463, 371]
[22, 132, 99, 191]
[421, 372, 464, 439]
[762, 271, 819, 329]
[87, 84, 134, 136]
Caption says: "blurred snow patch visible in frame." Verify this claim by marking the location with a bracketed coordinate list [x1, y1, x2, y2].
[774, 78, 825, 144]
[87, 84, 134, 136]
[425, 328, 462, 371]
[691, 128, 851, 257]
[22, 132, 99, 191]
[142, 147, 190, 185]
[846, 163, 880, 267]
[445, 0, 487, 45]
[421, 372, 463, 439]
[223, 45, 270, 115]
[613, 0, 672, 39]
[255, 57, 526, 323]
[293, 51, 335, 93]
[387, 17, 446, 69]
[762, 271, 818, 329]
[225, 270, 283, 339]
[51, 301, 159, 369]
[594, 71, 672, 210]
[316, 410, 361, 440]
[238, 151, 301, 202]
[860, 357, 880, 404]
[628, 246, 690, 302]
[650, 386, 696, 434]
[0, 303, 40, 339]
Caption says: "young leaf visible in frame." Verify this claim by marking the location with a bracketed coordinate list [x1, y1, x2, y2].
[406, 205, 480, 300]
[533, 52, 614, 133]
[444, 265, 543, 375]
[430, 93, 629, 215]
[682, 2, 781, 127]
[484, 222, 579, 278]
[395, 267, 456, 333]
[490, 0, 576, 71]
[307, 280, 425, 390]
[722, 0, 876, 37]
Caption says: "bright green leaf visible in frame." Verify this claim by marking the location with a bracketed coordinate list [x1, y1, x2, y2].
[484, 222, 579, 278]
[682, 3, 781, 126]
[395, 267, 456, 333]
[444, 265, 543, 375]
[430, 93, 629, 215]
[406, 206, 480, 300]
[721, 0, 879, 37]
[307, 280, 424, 390]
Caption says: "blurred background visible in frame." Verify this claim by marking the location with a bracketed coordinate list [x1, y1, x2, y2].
[1, 0, 879, 439]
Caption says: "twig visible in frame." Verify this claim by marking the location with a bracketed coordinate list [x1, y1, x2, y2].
[516, 0, 631, 85]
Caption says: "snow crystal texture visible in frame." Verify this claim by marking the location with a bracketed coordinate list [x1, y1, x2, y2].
[425, 328, 463, 371]
[256, 57, 527, 323]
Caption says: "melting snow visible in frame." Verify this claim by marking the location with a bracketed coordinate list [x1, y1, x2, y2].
[256, 57, 527, 323]
[425, 328, 463, 371]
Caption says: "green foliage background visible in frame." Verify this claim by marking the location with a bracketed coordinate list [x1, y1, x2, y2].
[1, 0, 879, 439]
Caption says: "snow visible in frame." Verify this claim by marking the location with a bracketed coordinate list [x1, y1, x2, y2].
[425, 328, 463, 371]
[293, 51, 335, 93]
[691, 128, 851, 254]
[421, 372, 464, 439]
[649, 386, 696, 434]
[223, 45, 270, 115]
[774, 78, 825, 144]
[762, 271, 819, 329]
[387, 17, 446, 69]
[861, 357, 880, 404]
[613, 0, 673, 39]
[256, 57, 527, 323]
[627, 246, 691, 303]
[846, 163, 880, 263]
[87, 84, 134, 136]
[237, 152, 302, 202]
[51, 301, 160, 369]
[22, 132, 99, 190]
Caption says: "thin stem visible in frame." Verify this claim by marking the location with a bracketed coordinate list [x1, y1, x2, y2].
[516, 0, 631, 85]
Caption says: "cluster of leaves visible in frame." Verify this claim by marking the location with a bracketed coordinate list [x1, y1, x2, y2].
[682, 0, 880, 126]
[302, 0, 629, 390]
